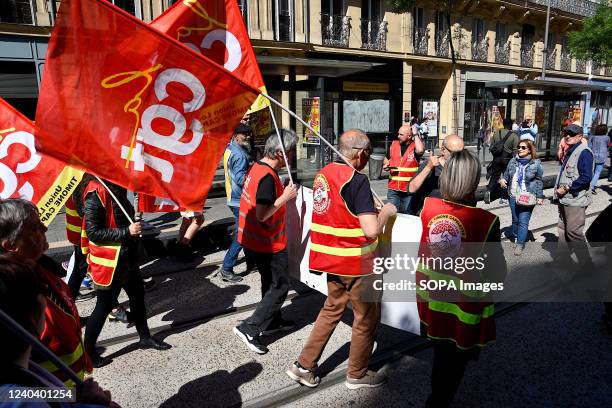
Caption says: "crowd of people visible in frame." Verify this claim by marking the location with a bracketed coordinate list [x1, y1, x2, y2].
[1, 113, 611, 407]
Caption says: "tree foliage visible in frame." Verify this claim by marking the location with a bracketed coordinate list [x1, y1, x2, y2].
[568, 4, 612, 65]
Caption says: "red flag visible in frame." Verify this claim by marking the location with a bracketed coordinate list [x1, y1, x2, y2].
[35, 0, 259, 211]
[0, 98, 83, 225]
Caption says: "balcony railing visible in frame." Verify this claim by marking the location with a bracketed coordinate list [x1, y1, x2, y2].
[435, 31, 450, 58]
[321, 14, 351, 47]
[413, 28, 428, 55]
[361, 19, 388, 51]
[494, 42, 510, 64]
[560, 52, 571, 71]
[530, 0, 600, 18]
[521, 45, 535, 67]
[0, 0, 35, 25]
[471, 36, 488, 62]
[545, 49, 556, 70]
[576, 58, 587, 73]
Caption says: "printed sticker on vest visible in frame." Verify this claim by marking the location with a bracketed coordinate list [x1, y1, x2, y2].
[427, 214, 466, 257]
[312, 174, 331, 215]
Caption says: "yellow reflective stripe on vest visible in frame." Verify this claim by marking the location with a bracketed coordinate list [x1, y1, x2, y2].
[39, 342, 85, 373]
[395, 167, 418, 172]
[66, 223, 81, 233]
[417, 288, 495, 325]
[389, 176, 413, 181]
[417, 265, 488, 299]
[311, 223, 366, 238]
[310, 239, 378, 257]
[89, 244, 120, 267]
[65, 207, 79, 217]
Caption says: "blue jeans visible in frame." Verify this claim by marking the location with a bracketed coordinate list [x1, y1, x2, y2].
[591, 162, 604, 191]
[222, 206, 243, 272]
[387, 189, 414, 215]
[508, 196, 534, 246]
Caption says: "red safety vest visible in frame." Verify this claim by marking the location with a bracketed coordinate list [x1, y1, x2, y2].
[80, 180, 121, 287]
[37, 263, 92, 386]
[310, 163, 378, 276]
[64, 196, 82, 246]
[238, 162, 287, 253]
[416, 197, 498, 350]
[388, 140, 419, 192]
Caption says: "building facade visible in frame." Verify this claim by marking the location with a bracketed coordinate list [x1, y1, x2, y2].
[1, 0, 611, 175]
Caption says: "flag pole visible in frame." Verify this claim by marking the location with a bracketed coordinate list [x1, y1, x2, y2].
[268, 105, 294, 185]
[0, 308, 83, 386]
[94, 176, 136, 225]
[260, 93, 384, 207]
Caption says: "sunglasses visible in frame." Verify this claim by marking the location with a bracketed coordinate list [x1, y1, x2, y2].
[518, 145, 529, 150]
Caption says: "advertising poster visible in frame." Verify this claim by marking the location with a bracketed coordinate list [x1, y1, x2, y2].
[572, 107, 582, 124]
[535, 107, 546, 129]
[250, 108, 271, 146]
[423, 101, 438, 138]
[302, 97, 321, 145]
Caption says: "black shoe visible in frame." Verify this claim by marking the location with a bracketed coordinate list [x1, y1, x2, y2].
[233, 325, 268, 354]
[143, 277, 156, 292]
[173, 242, 195, 262]
[592, 189, 598, 195]
[88, 351, 112, 368]
[221, 270, 243, 283]
[138, 336, 172, 350]
[261, 319, 296, 336]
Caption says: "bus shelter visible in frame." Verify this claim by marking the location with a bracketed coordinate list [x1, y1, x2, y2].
[484, 78, 611, 160]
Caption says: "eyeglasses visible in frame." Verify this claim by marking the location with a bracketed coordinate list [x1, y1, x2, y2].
[518, 146, 529, 150]
[440, 145, 448, 152]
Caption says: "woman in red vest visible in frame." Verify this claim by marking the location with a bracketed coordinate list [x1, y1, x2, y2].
[78, 175, 171, 367]
[416, 150, 506, 408]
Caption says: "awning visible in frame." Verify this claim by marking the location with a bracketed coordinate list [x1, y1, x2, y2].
[484, 77, 612, 92]
[256, 56, 384, 77]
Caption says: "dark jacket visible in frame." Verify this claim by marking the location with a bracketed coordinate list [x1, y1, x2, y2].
[502, 157, 545, 199]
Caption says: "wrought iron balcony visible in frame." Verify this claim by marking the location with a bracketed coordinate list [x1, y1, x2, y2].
[545, 49, 556, 70]
[494, 42, 510, 64]
[521, 45, 535, 67]
[529, 0, 601, 18]
[560, 52, 571, 71]
[361, 19, 388, 51]
[576, 58, 587, 73]
[435, 31, 450, 58]
[321, 14, 351, 48]
[471, 36, 488, 62]
[413, 28, 428, 55]
[0, 0, 35, 24]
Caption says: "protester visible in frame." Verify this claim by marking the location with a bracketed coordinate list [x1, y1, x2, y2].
[519, 118, 538, 142]
[287, 129, 396, 389]
[409, 134, 464, 213]
[172, 211, 205, 261]
[0, 198, 92, 385]
[0, 254, 118, 407]
[78, 175, 171, 368]
[588, 124, 610, 195]
[485, 118, 519, 204]
[420, 118, 430, 148]
[221, 124, 255, 283]
[233, 130, 298, 354]
[383, 124, 425, 214]
[64, 190, 91, 300]
[553, 124, 594, 269]
[499, 140, 545, 255]
[416, 150, 507, 408]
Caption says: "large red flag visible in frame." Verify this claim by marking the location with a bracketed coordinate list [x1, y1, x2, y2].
[35, 0, 259, 211]
[140, 0, 269, 213]
[0, 98, 83, 225]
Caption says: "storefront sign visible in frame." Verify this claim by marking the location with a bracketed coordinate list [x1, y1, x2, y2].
[423, 101, 438, 138]
[343, 81, 389, 93]
[302, 97, 321, 145]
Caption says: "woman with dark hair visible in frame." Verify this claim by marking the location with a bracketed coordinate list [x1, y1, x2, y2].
[416, 150, 507, 408]
[80, 177, 170, 367]
[499, 139, 545, 256]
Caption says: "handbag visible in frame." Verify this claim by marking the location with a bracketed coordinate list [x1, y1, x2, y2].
[516, 190, 537, 206]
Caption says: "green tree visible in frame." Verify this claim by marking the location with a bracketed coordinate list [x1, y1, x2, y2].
[568, 4, 612, 66]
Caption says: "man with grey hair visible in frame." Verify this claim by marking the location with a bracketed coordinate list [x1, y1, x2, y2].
[287, 129, 396, 389]
[234, 130, 299, 354]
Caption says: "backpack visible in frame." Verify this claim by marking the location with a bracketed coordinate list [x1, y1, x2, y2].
[489, 130, 514, 157]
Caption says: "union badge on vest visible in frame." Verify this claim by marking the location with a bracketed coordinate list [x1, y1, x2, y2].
[426, 214, 466, 257]
[312, 174, 331, 215]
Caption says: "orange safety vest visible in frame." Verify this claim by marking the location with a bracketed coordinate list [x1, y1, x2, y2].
[416, 197, 498, 350]
[64, 195, 82, 246]
[80, 180, 121, 287]
[37, 263, 92, 386]
[309, 163, 378, 276]
[238, 162, 287, 253]
[388, 140, 419, 192]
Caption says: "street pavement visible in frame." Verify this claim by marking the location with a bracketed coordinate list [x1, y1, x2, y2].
[56, 177, 612, 408]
